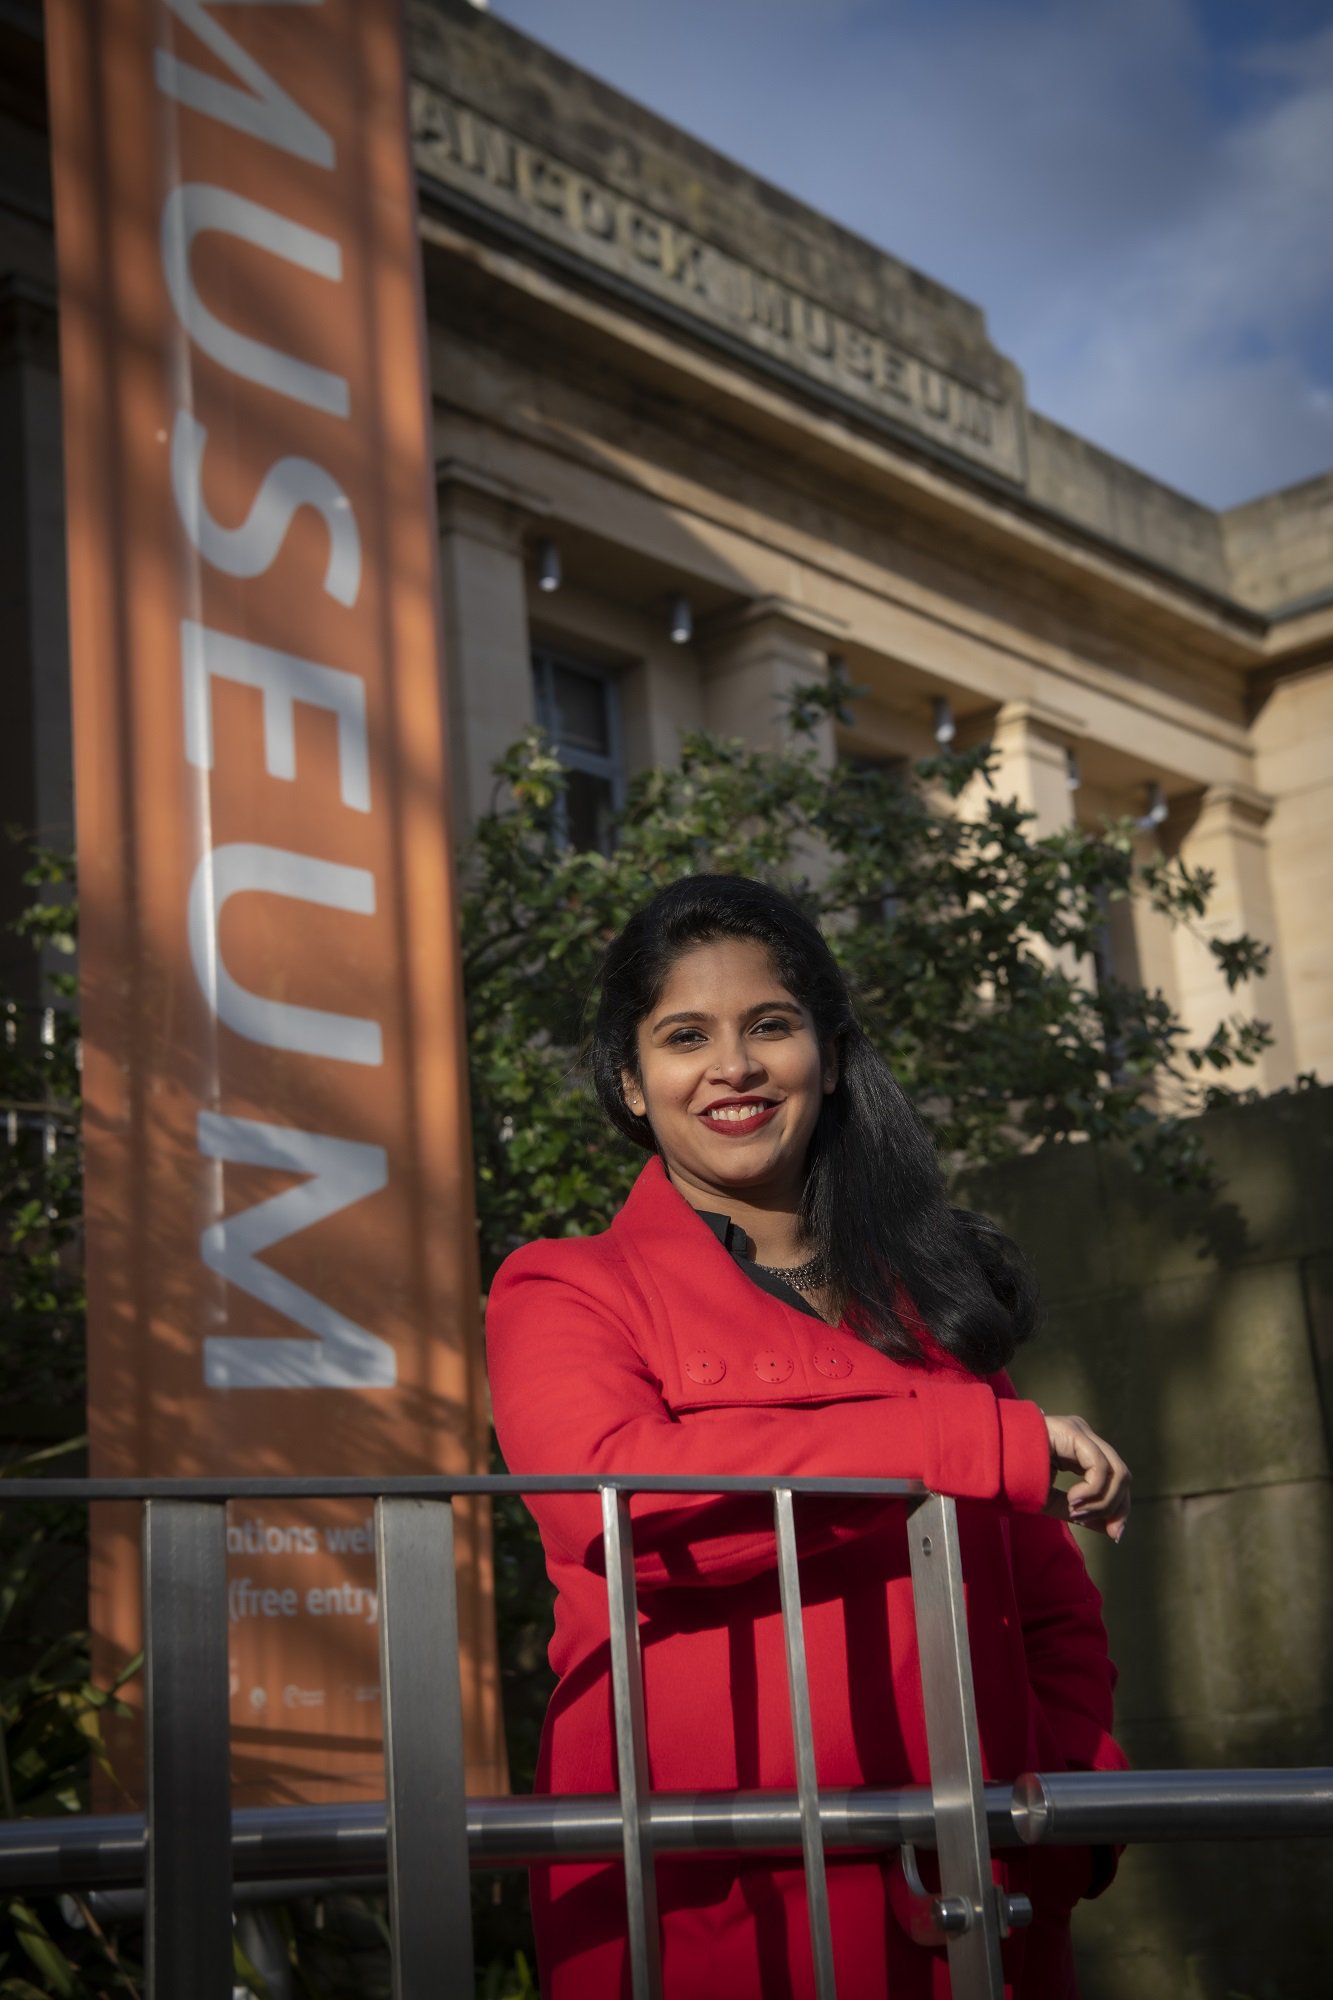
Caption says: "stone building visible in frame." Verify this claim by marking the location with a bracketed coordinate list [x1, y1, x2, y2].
[1, 8, 1330, 1993]
[2, 0, 1331, 1079]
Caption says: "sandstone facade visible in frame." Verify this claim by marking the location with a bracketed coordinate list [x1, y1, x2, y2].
[3, 0, 1330, 1082]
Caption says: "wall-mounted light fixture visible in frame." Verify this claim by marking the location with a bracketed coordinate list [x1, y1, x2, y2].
[931, 695, 956, 747]
[535, 538, 562, 593]
[669, 594, 694, 645]
[1140, 780, 1168, 829]
[1066, 746, 1082, 793]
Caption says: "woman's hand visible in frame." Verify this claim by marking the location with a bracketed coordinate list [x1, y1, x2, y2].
[1042, 1413, 1131, 1542]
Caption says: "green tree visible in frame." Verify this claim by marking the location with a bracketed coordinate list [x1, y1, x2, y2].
[463, 683, 1272, 1293]
[0, 845, 84, 1423]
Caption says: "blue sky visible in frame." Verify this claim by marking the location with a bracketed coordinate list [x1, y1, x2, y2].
[486, 0, 1333, 509]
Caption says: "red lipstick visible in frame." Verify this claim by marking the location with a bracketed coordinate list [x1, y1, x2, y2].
[697, 1097, 778, 1137]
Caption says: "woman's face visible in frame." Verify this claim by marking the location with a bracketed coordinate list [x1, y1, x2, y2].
[622, 936, 838, 1211]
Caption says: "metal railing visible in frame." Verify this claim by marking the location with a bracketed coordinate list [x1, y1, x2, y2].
[0, 1473, 1330, 2000]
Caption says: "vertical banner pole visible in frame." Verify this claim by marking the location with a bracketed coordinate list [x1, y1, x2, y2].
[44, 0, 504, 1806]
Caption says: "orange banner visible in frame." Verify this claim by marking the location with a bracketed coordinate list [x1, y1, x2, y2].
[45, 0, 504, 1803]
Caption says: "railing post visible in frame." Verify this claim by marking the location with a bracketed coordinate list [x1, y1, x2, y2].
[142, 1498, 232, 2000]
[376, 1497, 475, 2000]
[773, 1487, 838, 1998]
[601, 1485, 663, 2000]
[907, 1491, 1006, 1999]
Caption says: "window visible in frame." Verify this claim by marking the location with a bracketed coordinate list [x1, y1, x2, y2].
[531, 648, 625, 853]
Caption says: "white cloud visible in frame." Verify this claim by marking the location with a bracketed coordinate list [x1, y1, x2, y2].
[1017, 17, 1333, 500]
[492, 0, 1333, 503]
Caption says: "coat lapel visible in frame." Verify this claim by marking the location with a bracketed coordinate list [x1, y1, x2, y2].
[610, 1155, 814, 1339]
[608, 1158, 921, 1410]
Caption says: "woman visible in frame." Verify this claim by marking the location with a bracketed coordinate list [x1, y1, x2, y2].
[486, 874, 1130, 1999]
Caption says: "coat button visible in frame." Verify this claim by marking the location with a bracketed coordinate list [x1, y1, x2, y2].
[684, 1351, 726, 1385]
[752, 1350, 794, 1384]
[812, 1346, 853, 1379]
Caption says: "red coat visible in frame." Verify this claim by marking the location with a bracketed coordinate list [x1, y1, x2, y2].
[487, 1159, 1126, 1999]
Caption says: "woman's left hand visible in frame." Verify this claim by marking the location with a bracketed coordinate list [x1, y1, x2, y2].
[1041, 1412, 1131, 1543]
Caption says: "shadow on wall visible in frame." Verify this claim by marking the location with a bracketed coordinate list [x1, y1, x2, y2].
[962, 1085, 1333, 2000]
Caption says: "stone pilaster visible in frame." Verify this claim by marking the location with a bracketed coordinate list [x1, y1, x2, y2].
[975, 699, 1086, 979]
[988, 697, 1082, 836]
[1108, 825, 1184, 1008]
[699, 596, 846, 767]
[1171, 783, 1297, 1090]
[435, 458, 543, 837]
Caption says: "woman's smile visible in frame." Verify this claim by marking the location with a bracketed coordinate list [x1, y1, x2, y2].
[622, 937, 837, 1210]
[697, 1094, 778, 1135]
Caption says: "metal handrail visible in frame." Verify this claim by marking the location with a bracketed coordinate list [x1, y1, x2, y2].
[3, 1769, 1330, 1886]
[0, 1475, 1329, 2000]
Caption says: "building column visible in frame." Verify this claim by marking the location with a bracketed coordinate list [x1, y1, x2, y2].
[1102, 825, 1184, 1007]
[435, 459, 542, 839]
[1172, 783, 1297, 1090]
[978, 698, 1090, 980]
[987, 698, 1081, 835]
[700, 597, 844, 767]
[699, 598, 847, 891]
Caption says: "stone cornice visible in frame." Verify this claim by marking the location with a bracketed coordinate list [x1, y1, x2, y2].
[1197, 781, 1275, 830]
[433, 455, 552, 554]
[697, 593, 850, 649]
[434, 454, 550, 517]
[994, 696, 1089, 740]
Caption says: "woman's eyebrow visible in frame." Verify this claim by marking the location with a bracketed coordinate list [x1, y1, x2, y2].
[650, 1000, 803, 1032]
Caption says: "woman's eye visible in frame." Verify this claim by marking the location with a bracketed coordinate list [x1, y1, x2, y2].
[752, 1017, 790, 1035]
[666, 1028, 704, 1047]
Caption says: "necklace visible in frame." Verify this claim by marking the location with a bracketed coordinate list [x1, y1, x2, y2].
[751, 1252, 827, 1294]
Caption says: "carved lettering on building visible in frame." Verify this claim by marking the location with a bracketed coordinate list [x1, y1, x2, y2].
[411, 86, 1023, 482]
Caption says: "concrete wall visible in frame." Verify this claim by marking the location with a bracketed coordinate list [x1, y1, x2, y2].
[963, 1086, 1333, 2000]
[1026, 411, 1231, 599]
[1224, 472, 1333, 612]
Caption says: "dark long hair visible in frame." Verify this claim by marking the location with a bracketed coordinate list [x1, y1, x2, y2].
[588, 874, 1038, 1377]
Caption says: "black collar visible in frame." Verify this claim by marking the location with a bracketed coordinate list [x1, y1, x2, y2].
[694, 1209, 825, 1321]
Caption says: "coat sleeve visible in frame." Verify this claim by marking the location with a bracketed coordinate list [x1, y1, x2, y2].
[995, 1374, 1128, 1899]
[1006, 1509, 1129, 1775]
[487, 1243, 1052, 1593]
[993, 1376, 1126, 1776]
